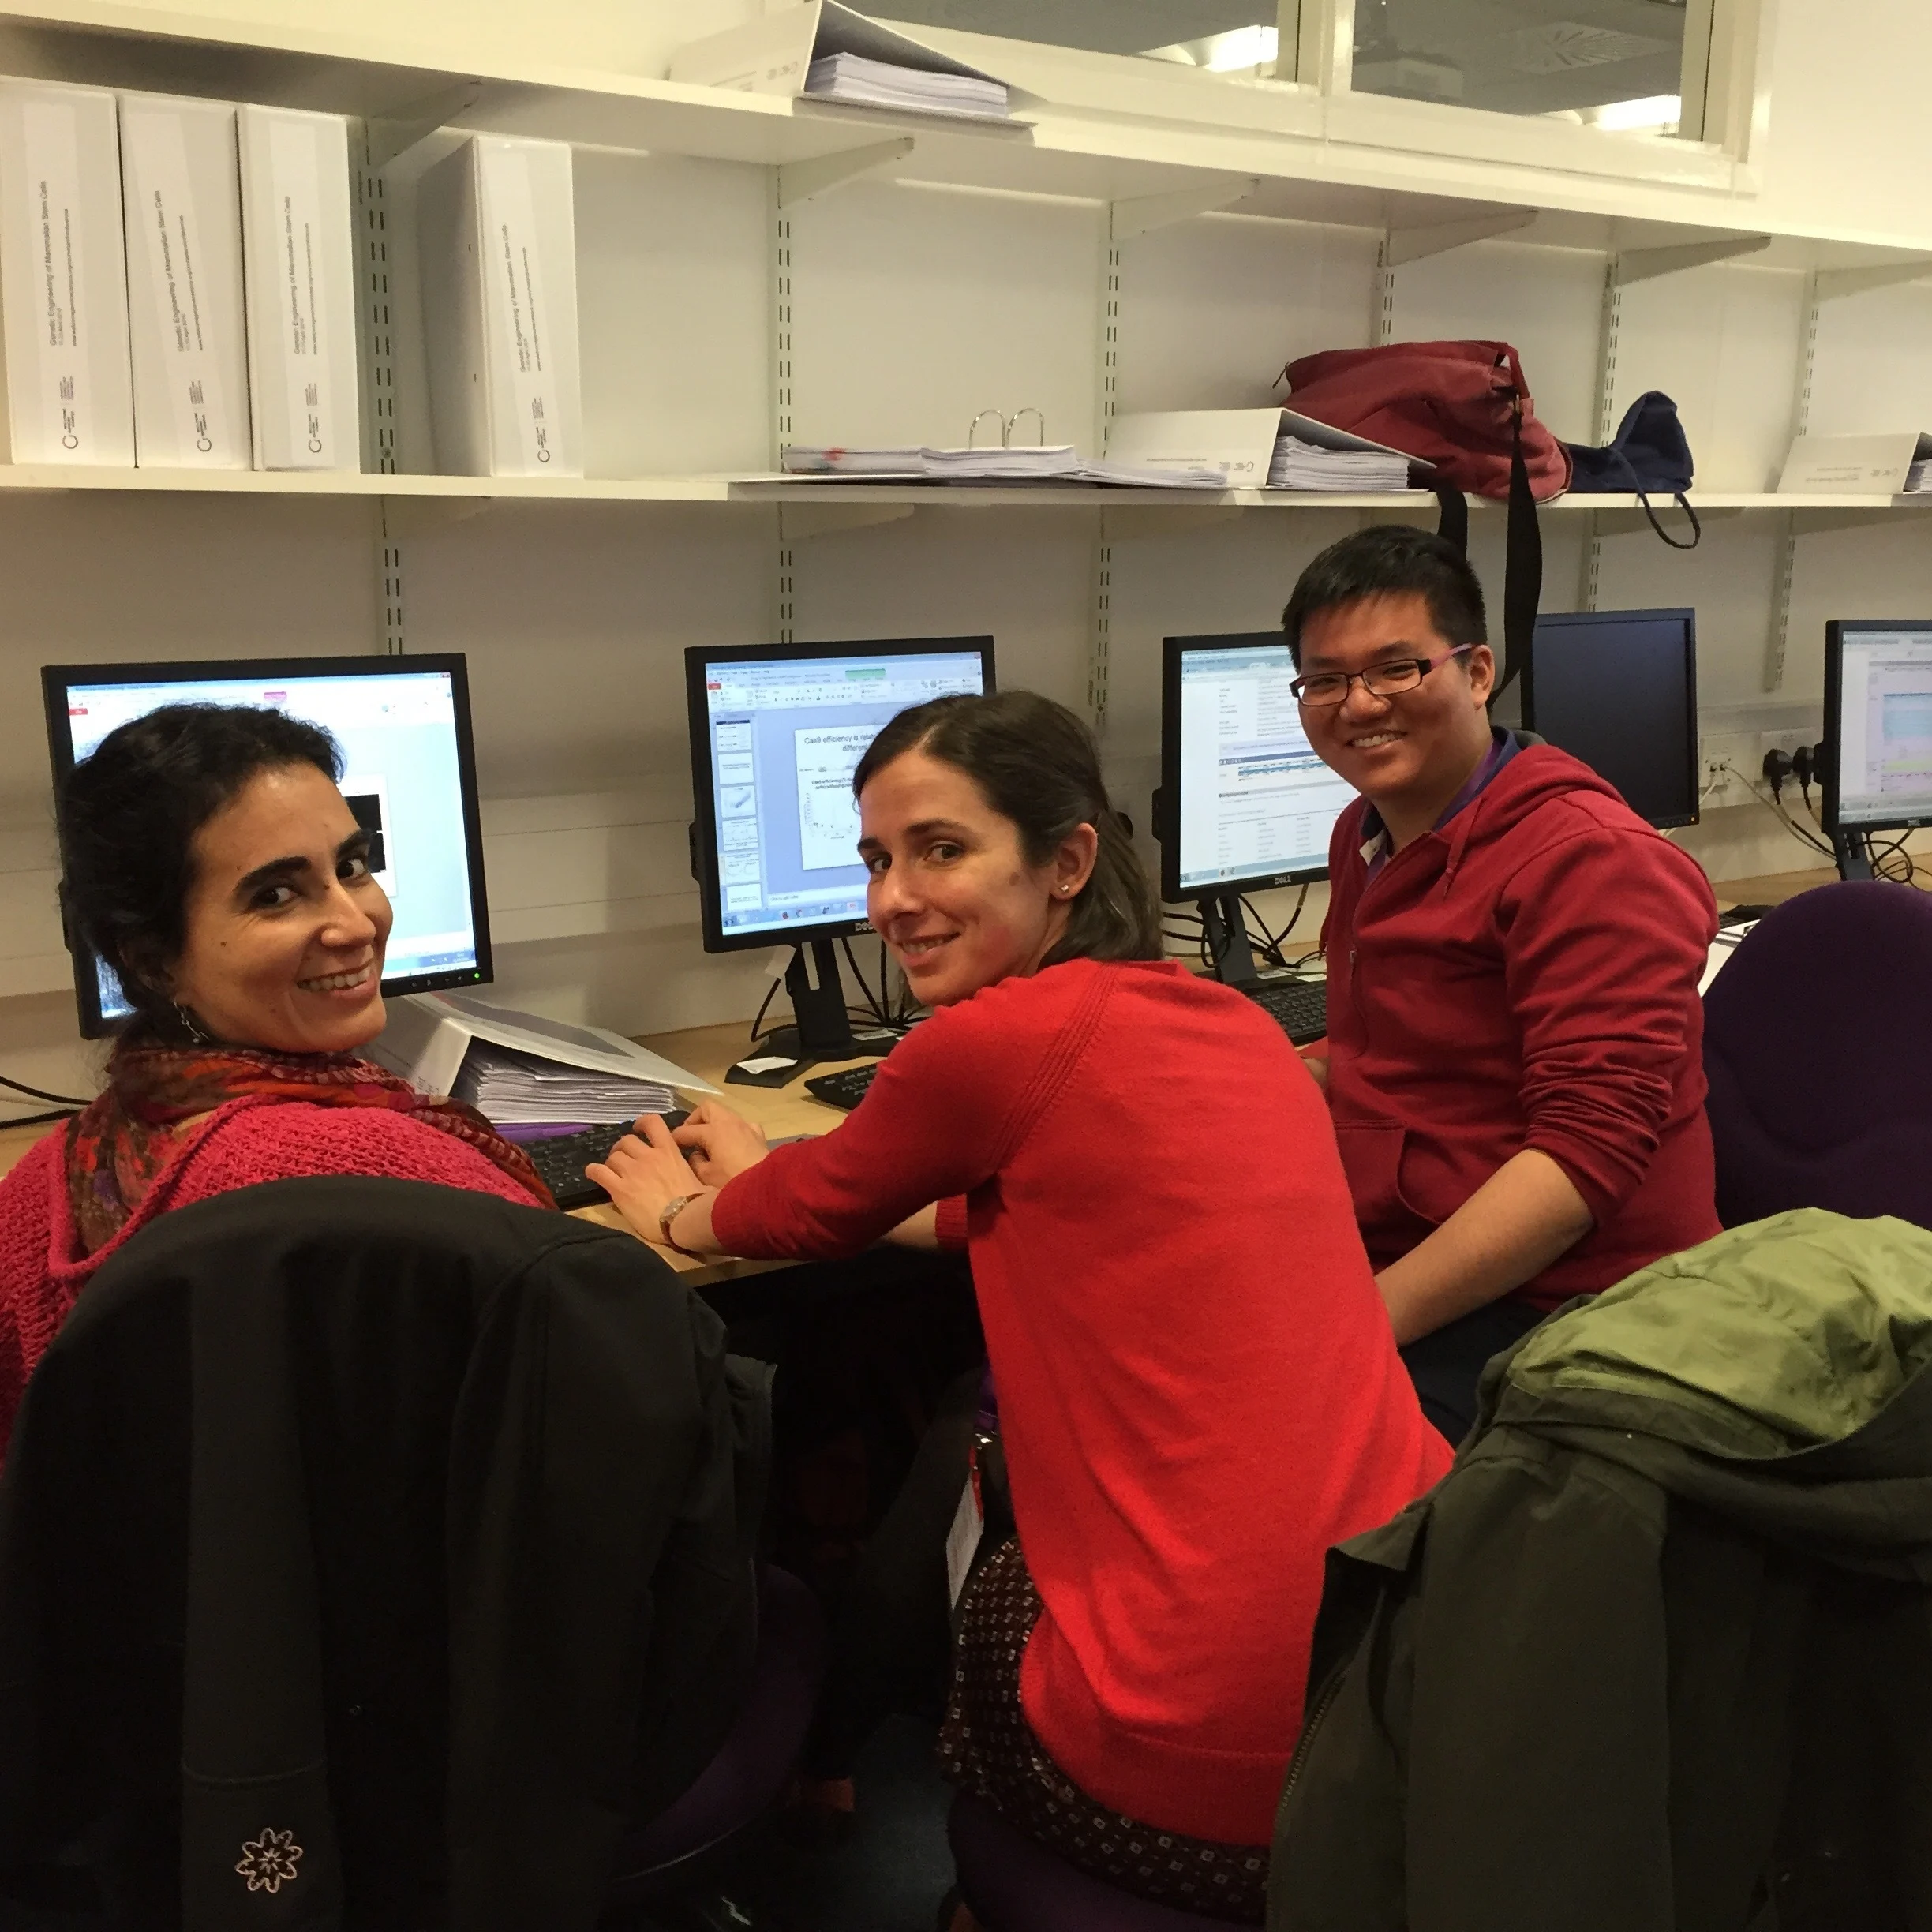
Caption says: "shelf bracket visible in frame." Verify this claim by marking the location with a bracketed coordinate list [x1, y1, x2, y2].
[1812, 260, 1932, 302]
[1758, 260, 1932, 693]
[778, 500, 915, 541]
[1612, 234, 1770, 286]
[1109, 178, 1261, 242]
[365, 81, 491, 171]
[1373, 208, 1534, 344]
[777, 137, 915, 209]
[1383, 206, 1535, 268]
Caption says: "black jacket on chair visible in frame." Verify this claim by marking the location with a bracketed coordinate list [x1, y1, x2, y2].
[0, 1177, 771, 1932]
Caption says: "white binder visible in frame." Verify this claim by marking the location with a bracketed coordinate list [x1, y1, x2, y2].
[118, 92, 251, 469]
[0, 79, 135, 466]
[417, 134, 582, 478]
[238, 104, 360, 472]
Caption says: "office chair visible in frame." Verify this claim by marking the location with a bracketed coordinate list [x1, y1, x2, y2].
[948, 1792, 1253, 1931]
[0, 1178, 820, 1930]
[1702, 880, 1932, 1230]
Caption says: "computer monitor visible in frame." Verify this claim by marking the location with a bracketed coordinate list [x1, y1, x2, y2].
[1155, 631, 1357, 986]
[685, 637, 994, 1066]
[43, 654, 492, 1037]
[1823, 619, 1932, 879]
[1522, 609, 1699, 831]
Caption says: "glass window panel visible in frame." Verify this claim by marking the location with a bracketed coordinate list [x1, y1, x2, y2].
[1349, 0, 1694, 133]
[878, 2, 1284, 70]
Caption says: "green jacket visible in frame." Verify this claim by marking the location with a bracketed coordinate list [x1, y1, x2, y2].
[1270, 1209, 1932, 1932]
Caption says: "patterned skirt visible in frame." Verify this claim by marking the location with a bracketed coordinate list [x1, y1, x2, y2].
[937, 1538, 1270, 1923]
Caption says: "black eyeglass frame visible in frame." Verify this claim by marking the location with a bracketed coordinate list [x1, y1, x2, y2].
[1290, 642, 1478, 707]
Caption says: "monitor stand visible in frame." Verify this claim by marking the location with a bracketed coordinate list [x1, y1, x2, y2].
[727, 938, 860, 1087]
[1833, 830, 1874, 882]
[1198, 892, 1261, 990]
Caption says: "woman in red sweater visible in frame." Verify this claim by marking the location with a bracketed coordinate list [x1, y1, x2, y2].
[0, 704, 549, 1462]
[591, 691, 1450, 1923]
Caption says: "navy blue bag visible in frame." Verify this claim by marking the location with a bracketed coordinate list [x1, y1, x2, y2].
[1563, 389, 1701, 549]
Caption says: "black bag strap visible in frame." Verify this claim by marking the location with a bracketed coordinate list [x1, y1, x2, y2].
[1607, 445, 1702, 549]
[1431, 480, 1468, 555]
[1494, 399, 1541, 705]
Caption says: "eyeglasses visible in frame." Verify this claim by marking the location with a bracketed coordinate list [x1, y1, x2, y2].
[1290, 645, 1477, 707]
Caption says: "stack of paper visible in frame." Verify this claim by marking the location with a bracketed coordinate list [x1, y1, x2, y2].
[451, 1039, 677, 1128]
[1269, 435, 1413, 491]
[805, 51, 1009, 120]
[1908, 458, 1932, 493]
[782, 445, 1225, 488]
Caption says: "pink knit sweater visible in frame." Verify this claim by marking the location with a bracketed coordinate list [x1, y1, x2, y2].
[0, 1099, 545, 1464]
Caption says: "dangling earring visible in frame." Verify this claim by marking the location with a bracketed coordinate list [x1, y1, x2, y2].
[173, 1002, 212, 1046]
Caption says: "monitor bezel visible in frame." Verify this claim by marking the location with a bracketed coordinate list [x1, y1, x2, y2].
[1158, 631, 1338, 905]
[1822, 619, 1932, 838]
[684, 636, 997, 957]
[42, 652, 494, 1039]
[1522, 607, 1701, 832]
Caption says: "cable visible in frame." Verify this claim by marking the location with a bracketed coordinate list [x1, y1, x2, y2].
[839, 936, 894, 1028]
[0, 1106, 77, 1130]
[747, 975, 780, 1046]
[1720, 762, 1833, 858]
[2, 1072, 88, 1108]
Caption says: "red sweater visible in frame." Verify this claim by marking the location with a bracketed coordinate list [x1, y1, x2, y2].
[0, 1100, 545, 1463]
[712, 957, 1450, 1845]
[1316, 745, 1720, 1310]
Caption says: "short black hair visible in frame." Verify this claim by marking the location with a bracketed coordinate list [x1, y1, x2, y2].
[58, 703, 343, 1041]
[1282, 525, 1487, 667]
[852, 689, 1160, 967]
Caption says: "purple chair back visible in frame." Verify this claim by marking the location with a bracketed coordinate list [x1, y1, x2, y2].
[1702, 881, 1932, 1230]
[948, 1793, 1241, 1931]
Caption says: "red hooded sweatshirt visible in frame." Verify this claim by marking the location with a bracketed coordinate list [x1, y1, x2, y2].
[1316, 740, 1720, 1311]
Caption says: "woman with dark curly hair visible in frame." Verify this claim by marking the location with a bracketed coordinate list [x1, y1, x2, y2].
[0, 702, 551, 1461]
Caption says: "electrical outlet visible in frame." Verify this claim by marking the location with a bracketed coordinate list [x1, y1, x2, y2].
[1698, 732, 1759, 808]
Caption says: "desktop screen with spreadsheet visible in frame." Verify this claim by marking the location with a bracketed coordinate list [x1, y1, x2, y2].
[686, 638, 994, 952]
[1162, 633, 1355, 901]
[1828, 623, 1932, 832]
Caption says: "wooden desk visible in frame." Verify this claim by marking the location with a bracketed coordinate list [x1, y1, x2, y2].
[574, 1020, 876, 1286]
[0, 1022, 884, 1293]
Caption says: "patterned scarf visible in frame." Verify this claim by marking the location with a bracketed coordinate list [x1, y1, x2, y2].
[66, 1044, 553, 1255]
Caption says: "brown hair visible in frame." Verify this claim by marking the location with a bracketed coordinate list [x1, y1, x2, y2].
[852, 690, 1160, 967]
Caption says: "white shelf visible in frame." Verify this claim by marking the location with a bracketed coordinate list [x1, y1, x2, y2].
[0, 467, 1925, 515]
[0, 1, 1925, 267]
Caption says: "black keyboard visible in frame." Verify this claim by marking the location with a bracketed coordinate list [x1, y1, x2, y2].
[526, 1112, 688, 1211]
[804, 1062, 880, 1112]
[1245, 977, 1328, 1044]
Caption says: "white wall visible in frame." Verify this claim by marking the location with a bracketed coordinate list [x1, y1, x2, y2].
[4, 2, 1931, 1117]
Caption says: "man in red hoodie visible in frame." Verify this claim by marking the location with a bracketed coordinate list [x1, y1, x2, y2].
[1286, 525, 1720, 1442]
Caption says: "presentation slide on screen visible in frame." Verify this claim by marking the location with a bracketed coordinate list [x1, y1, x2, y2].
[1838, 633, 1932, 825]
[703, 650, 985, 939]
[1177, 644, 1355, 893]
[60, 670, 480, 1015]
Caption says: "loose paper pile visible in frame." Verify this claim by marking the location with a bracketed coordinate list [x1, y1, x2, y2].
[1269, 435, 1413, 491]
[783, 444, 1225, 488]
[452, 1039, 677, 1128]
[805, 51, 1010, 120]
[1908, 457, 1932, 493]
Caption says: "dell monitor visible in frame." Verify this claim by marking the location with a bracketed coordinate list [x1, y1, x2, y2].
[1823, 619, 1932, 880]
[43, 654, 492, 1037]
[1522, 608, 1699, 831]
[686, 636, 994, 1069]
[1156, 631, 1357, 986]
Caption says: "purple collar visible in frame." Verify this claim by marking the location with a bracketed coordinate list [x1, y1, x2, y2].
[1361, 728, 1519, 881]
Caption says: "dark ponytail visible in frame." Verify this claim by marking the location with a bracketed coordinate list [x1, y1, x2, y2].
[852, 690, 1160, 966]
